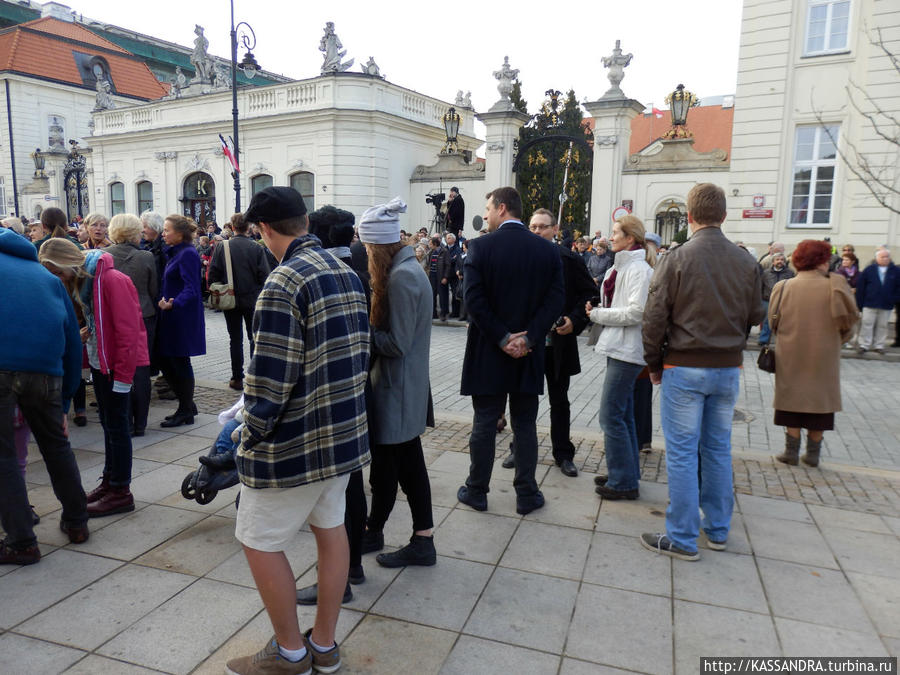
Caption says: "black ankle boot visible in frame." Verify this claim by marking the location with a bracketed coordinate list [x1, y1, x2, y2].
[375, 534, 436, 568]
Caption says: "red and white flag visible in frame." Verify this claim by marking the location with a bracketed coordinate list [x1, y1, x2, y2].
[219, 134, 239, 173]
[651, 107, 665, 118]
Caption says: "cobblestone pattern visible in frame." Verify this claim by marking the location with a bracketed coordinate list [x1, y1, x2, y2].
[189, 311, 900, 517]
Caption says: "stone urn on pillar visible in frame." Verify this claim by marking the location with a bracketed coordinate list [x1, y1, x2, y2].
[476, 56, 529, 191]
[584, 40, 645, 235]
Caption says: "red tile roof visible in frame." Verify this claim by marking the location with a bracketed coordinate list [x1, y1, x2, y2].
[584, 105, 734, 157]
[0, 17, 167, 100]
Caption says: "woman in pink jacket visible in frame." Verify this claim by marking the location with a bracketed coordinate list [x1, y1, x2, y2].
[39, 238, 149, 517]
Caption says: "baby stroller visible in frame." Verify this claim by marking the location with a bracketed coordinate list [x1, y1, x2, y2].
[181, 397, 242, 506]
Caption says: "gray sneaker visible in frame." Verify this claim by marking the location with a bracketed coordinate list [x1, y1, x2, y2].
[225, 636, 311, 675]
[640, 532, 699, 561]
[304, 629, 341, 674]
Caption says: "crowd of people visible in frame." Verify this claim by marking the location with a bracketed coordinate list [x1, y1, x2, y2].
[1, 180, 897, 675]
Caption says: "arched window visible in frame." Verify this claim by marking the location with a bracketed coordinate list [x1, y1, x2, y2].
[290, 171, 315, 211]
[109, 181, 125, 216]
[182, 172, 215, 225]
[251, 174, 273, 196]
[136, 181, 153, 214]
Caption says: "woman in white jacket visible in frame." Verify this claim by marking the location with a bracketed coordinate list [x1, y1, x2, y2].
[585, 215, 655, 500]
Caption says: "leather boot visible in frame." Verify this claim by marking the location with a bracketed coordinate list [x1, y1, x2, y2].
[775, 433, 800, 466]
[87, 485, 135, 518]
[161, 377, 194, 428]
[802, 437, 822, 468]
[86, 474, 111, 503]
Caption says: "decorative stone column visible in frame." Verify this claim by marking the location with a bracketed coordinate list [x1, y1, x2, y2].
[476, 56, 530, 191]
[584, 40, 644, 235]
[583, 97, 644, 235]
[476, 109, 529, 191]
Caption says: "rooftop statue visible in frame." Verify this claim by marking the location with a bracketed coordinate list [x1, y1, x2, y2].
[191, 25, 213, 84]
[320, 22, 354, 74]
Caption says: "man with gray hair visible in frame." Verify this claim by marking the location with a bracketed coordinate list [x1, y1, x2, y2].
[759, 241, 785, 271]
[140, 211, 166, 283]
[856, 248, 899, 355]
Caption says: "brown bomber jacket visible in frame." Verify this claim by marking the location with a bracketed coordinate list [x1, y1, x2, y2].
[642, 226, 766, 372]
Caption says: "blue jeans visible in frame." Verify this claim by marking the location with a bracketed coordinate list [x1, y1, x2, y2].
[598, 357, 643, 491]
[661, 366, 740, 553]
[758, 300, 771, 344]
[0, 371, 88, 548]
[91, 369, 133, 487]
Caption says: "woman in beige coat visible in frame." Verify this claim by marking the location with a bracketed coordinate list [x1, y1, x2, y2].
[770, 239, 858, 467]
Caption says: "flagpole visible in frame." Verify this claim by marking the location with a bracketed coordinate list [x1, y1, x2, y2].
[230, 0, 242, 212]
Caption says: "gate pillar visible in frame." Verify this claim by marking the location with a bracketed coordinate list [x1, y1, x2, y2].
[582, 97, 645, 236]
[476, 108, 529, 193]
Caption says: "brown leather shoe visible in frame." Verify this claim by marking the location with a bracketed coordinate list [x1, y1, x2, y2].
[59, 520, 90, 544]
[0, 539, 40, 565]
[87, 486, 135, 518]
[86, 475, 110, 503]
[228, 378, 243, 391]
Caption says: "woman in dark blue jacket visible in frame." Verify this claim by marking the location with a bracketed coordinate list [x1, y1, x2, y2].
[157, 215, 206, 426]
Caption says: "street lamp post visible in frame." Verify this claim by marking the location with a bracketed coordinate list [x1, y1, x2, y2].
[663, 83, 698, 140]
[229, 1, 259, 212]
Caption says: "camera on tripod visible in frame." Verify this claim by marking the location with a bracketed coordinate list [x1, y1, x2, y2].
[425, 192, 445, 209]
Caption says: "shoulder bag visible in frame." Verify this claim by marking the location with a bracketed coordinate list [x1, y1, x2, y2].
[757, 279, 789, 373]
[208, 240, 236, 311]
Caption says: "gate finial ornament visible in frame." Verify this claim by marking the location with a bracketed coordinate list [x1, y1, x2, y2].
[600, 40, 633, 99]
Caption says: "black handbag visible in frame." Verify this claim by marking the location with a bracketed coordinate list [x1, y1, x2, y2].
[757, 279, 789, 373]
[757, 344, 776, 373]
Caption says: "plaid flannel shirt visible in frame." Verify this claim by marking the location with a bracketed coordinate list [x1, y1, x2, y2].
[238, 235, 371, 488]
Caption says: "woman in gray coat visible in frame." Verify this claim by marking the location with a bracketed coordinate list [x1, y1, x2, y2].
[357, 198, 436, 568]
[105, 213, 158, 436]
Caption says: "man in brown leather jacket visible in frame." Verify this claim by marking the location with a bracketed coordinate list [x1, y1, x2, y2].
[640, 183, 765, 562]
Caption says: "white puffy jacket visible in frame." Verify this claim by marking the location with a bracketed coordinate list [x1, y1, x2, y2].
[589, 248, 653, 365]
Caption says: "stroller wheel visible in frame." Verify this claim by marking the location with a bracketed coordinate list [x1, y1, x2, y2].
[196, 489, 218, 505]
[181, 473, 197, 500]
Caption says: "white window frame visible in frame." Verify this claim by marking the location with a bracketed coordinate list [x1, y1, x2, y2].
[788, 125, 840, 229]
[109, 181, 125, 216]
[803, 0, 851, 56]
[289, 171, 315, 212]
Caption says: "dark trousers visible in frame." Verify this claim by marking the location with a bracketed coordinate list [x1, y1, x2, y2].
[223, 305, 255, 381]
[367, 436, 433, 533]
[129, 316, 155, 433]
[158, 356, 194, 414]
[91, 369, 133, 486]
[449, 278, 461, 317]
[633, 375, 653, 448]
[467, 393, 540, 498]
[345, 469, 366, 569]
[430, 273, 449, 318]
[0, 371, 87, 548]
[545, 347, 575, 463]
[895, 302, 900, 344]
[73, 378, 86, 414]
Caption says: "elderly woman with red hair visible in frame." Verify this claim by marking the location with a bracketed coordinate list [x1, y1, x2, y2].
[770, 240, 858, 467]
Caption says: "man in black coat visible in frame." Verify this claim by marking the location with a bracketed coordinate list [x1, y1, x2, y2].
[208, 214, 271, 389]
[501, 209, 596, 477]
[445, 186, 464, 237]
[458, 187, 564, 515]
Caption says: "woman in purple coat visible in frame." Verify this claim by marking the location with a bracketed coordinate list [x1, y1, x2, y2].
[157, 214, 206, 427]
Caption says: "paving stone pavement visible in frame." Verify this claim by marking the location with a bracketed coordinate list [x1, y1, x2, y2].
[3, 309, 900, 673]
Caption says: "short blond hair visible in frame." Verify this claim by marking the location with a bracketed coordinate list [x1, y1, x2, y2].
[108, 213, 142, 244]
[2, 216, 23, 234]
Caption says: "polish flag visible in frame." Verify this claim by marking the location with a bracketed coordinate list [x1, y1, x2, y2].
[219, 134, 239, 173]
[651, 107, 665, 118]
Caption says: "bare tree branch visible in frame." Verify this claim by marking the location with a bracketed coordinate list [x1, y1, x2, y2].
[809, 25, 900, 215]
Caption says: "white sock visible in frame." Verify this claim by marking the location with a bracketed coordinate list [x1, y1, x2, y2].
[308, 634, 335, 653]
[278, 643, 308, 662]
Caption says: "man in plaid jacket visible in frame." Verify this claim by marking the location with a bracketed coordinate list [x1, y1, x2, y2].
[227, 186, 370, 675]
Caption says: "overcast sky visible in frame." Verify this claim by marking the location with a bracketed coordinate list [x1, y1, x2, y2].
[70, 0, 743, 119]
